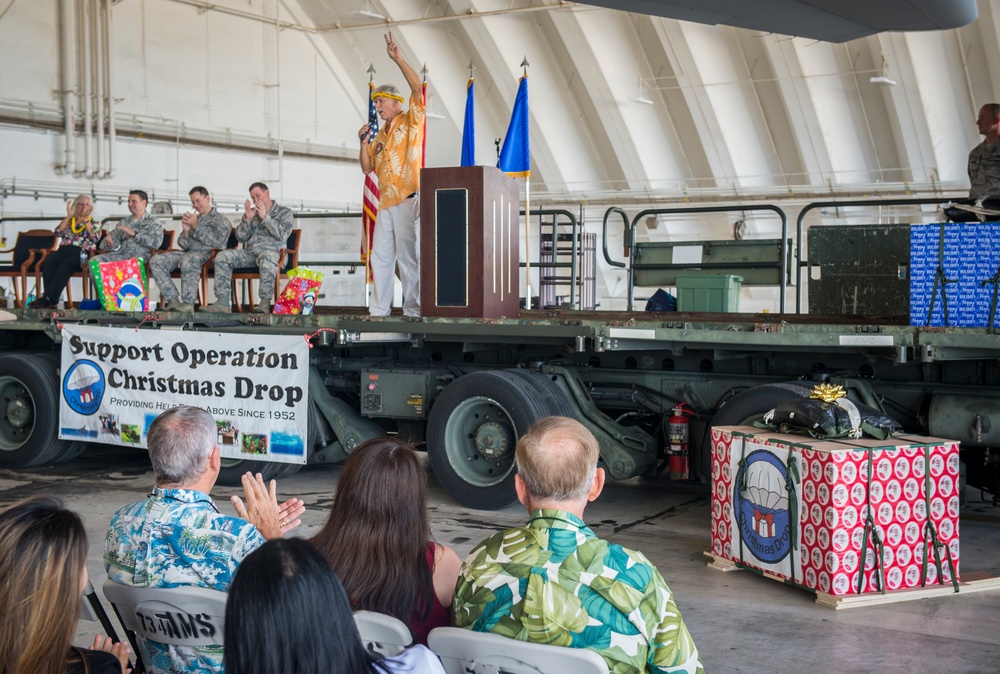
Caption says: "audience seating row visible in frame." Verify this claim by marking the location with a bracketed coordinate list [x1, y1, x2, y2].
[84, 578, 610, 674]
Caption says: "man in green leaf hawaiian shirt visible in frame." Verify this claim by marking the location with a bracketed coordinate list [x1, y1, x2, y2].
[453, 416, 703, 674]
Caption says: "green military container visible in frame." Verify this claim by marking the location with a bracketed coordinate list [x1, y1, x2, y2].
[675, 274, 743, 312]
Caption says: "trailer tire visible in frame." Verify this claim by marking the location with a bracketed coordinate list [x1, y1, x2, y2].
[0, 354, 69, 467]
[704, 382, 812, 478]
[505, 369, 577, 418]
[711, 382, 812, 428]
[427, 370, 572, 510]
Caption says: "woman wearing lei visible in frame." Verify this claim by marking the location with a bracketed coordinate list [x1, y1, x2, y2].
[28, 194, 103, 309]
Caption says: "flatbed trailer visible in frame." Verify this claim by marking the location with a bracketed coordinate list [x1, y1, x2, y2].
[1, 304, 998, 509]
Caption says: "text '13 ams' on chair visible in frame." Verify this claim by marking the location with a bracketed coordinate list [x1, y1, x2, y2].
[230, 229, 301, 312]
[353, 610, 413, 658]
[427, 627, 610, 674]
[102, 578, 228, 674]
[0, 230, 56, 308]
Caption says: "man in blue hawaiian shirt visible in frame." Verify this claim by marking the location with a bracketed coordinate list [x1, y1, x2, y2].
[453, 416, 704, 674]
[105, 405, 305, 674]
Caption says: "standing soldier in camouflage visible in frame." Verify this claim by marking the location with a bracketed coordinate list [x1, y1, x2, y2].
[946, 103, 1000, 221]
[969, 103, 1000, 199]
[150, 186, 232, 312]
[201, 181, 293, 314]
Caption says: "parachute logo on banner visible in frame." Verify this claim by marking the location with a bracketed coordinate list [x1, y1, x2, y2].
[63, 359, 105, 415]
[735, 450, 792, 564]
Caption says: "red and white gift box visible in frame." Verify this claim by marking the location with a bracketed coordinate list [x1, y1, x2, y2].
[710, 426, 960, 596]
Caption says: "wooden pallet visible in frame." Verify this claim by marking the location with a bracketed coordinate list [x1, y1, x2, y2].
[703, 552, 1000, 609]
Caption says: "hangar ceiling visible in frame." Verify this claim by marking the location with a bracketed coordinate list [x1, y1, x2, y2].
[243, 0, 995, 204]
[1, 0, 996, 208]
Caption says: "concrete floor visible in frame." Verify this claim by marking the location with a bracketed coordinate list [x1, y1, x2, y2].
[2, 444, 998, 674]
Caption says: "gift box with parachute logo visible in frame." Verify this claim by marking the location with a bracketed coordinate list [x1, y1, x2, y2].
[710, 427, 960, 597]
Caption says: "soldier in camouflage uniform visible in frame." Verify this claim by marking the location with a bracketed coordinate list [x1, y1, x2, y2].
[150, 186, 231, 312]
[945, 104, 1000, 222]
[88, 189, 163, 277]
[969, 103, 1000, 199]
[201, 181, 293, 314]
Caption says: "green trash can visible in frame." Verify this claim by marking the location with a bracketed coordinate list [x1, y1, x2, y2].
[675, 274, 743, 312]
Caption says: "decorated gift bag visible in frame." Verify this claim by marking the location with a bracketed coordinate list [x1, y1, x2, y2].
[273, 267, 324, 315]
[88, 256, 149, 312]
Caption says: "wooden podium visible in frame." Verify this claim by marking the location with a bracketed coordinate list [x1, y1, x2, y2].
[420, 166, 520, 318]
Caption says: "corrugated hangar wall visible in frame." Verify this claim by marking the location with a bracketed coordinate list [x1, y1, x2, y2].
[0, 0, 997, 310]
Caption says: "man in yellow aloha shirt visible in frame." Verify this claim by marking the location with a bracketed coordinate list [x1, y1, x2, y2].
[454, 417, 704, 674]
[358, 31, 424, 317]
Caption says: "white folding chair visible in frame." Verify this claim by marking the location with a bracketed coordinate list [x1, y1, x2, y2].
[353, 610, 414, 657]
[102, 578, 228, 674]
[428, 627, 610, 674]
[80, 579, 121, 639]
[81, 580, 137, 672]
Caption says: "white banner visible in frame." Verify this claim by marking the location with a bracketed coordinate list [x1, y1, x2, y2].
[59, 325, 309, 464]
[729, 439, 804, 581]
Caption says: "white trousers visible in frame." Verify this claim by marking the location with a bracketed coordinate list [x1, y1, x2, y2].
[370, 195, 421, 317]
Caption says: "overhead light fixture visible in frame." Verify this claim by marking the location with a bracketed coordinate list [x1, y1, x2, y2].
[869, 76, 897, 86]
[352, 0, 385, 20]
[628, 78, 654, 105]
[869, 54, 897, 87]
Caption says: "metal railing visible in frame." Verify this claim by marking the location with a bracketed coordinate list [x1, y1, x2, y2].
[521, 208, 581, 309]
[603, 204, 789, 312]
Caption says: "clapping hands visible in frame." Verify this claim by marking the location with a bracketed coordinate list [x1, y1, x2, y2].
[92, 635, 133, 674]
[231, 472, 305, 540]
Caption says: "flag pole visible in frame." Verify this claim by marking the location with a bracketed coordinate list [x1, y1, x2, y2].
[520, 56, 531, 311]
[365, 63, 376, 308]
[421, 63, 428, 169]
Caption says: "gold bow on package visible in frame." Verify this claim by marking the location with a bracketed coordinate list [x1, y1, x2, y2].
[809, 383, 846, 403]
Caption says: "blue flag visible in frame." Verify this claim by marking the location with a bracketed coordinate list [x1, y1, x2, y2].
[498, 75, 529, 177]
[461, 78, 475, 166]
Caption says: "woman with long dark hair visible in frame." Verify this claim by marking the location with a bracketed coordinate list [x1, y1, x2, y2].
[0, 495, 131, 674]
[310, 437, 461, 645]
[224, 538, 444, 674]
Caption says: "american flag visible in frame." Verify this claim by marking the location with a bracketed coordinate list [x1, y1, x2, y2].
[361, 81, 380, 284]
[361, 173, 379, 284]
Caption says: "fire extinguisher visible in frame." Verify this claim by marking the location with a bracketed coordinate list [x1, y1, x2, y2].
[668, 405, 691, 480]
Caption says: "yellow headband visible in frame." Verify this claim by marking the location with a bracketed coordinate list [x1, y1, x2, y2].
[372, 92, 405, 103]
